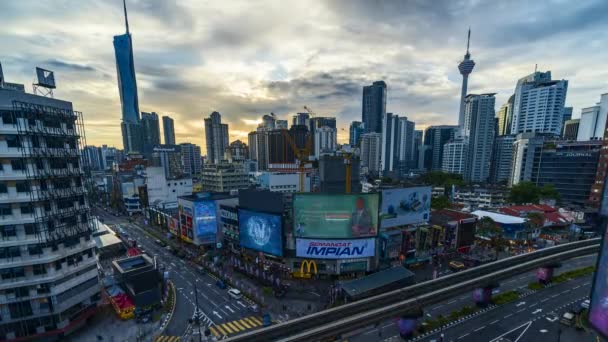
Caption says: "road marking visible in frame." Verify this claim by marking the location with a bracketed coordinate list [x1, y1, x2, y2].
[583, 282, 590, 286]
[225, 305, 235, 313]
[541, 298, 549, 303]
[532, 309, 543, 314]
[432, 305, 444, 310]
[504, 314, 513, 318]
[540, 329, 548, 333]
[550, 294, 559, 298]
[490, 320, 499, 325]
[573, 285, 580, 290]
[474, 326, 485, 332]
[458, 333, 470, 339]
[516, 302, 526, 307]
[560, 290, 570, 295]
[529, 302, 537, 307]
[238, 319, 252, 329]
[237, 301, 247, 308]
[489, 321, 532, 342]
[213, 311, 223, 319]
[447, 300, 457, 305]
[516, 308, 526, 313]
[382, 323, 393, 329]
[364, 329, 378, 335]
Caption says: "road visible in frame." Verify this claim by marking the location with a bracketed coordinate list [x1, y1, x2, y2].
[348, 254, 598, 342]
[94, 207, 265, 340]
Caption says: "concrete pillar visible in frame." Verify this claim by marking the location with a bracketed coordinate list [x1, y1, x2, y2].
[472, 286, 492, 306]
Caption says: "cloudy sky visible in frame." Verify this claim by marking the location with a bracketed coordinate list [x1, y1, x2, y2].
[1, 0, 607, 149]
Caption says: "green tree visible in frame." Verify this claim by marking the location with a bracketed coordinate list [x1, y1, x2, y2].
[539, 184, 560, 201]
[509, 181, 540, 204]
[476, 217, 500, 237]
[431, 195, 450, 210]
[526, 212, 545, 229]
[421, 171, 465, 187]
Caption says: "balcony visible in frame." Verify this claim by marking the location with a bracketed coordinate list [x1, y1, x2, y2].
[0, 239, 95, 269]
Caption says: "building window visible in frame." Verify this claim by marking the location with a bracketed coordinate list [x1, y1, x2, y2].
[6, 135, 20, 148]
[0, 206, 13, 217]
[0, 183, 7, 193]
[28, 245, 43, 256]
[11, 159, 25, 171]
[20, 205, 33, 215]
[33, 264, 46, 275]
[24, 224, 36, 235]
[15, 182, 29, 193]
[1, 112, 16, 124]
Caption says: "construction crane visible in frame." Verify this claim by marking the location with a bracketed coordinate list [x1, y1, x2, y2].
[303, 106, 315, 117]
[282, 129, 312, 192]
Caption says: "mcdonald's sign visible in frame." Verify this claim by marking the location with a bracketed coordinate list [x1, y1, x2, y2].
[300, 260, 318, 275]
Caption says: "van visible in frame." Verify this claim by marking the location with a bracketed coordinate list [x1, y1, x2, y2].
[560, 311, 575, 326]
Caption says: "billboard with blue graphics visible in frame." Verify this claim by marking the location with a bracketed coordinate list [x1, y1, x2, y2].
[296, 238, 375, 259]
[194, 200, 217, 244]
[380, 187, 431, 228]
[239, 208, 283, 256]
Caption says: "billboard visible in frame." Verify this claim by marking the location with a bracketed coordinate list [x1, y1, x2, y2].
[294, 194, 379, 239]
[590, 226, 608, 336]
[380, 187, 431, 228]
[456, 218, 477, 248]
[194, 201, 217, 244]
[35, 67, 56, 88]
[296, 238, 375, 259]
[239, 208, 283, 256]
[239, 189, 283, 214]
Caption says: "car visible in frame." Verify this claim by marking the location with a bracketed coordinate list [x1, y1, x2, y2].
[448, 261, 466, 271]
[249, 304, 260, 313]
[581, 299, 590, 309]
[560, 311, 575, 326]
[228, 288, 242, 299]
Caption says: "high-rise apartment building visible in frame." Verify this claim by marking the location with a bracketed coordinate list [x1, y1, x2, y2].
[463, 94, 496, 183]
[563, 119, 580, 140]
[563, 107, 573, 123]
[490, 135, 516, 184]
[292, 113, 310, 128]
[349, 121, 365, 147]
[413, 130, 423, 170]
[362, 81, 387, 133]
[509, 132, 548, 186]
[162, 115, 175, 145]
[423, 125, 458, 171]
[314, 126, 337, 158]
[381, 113, 415, 174]
[151, 145, 184, 179]
[577, 93, 608, 141]
[141, 112, 161, 154]
[227, 140, 248, 161]
[204, 111, 229, 164]
[510, 71, 568, 136]
[458, 29, 476, 127]
[275, 120, 288, 129]
[496, 95, 514, 136]
[83, 146, 103, 171]
[589, 110, 608, 213]
[442, 140, 467, 175]
[0, 74, 100, 339]
[180, 143, 202, 175]
[360, 133, 382, 174]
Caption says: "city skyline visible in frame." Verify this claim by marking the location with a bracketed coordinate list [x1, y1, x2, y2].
[1, 1, 607, 149]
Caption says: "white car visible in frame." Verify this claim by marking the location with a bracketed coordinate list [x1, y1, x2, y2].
[581, 299, 590, 309]
[228, 289, 242, 300]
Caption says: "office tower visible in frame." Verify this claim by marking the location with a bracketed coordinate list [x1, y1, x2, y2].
[362, 81, 387, 133]
[360, 133, 382, 174]
[532, 140, 601, 206]
[458, 29, 476, 127]
[309, 117, 336, 154]
[162, 115, 176, 145]
[260, 114, 276, 131]
[247, 131, 258, 161]
[292, 113, 310, 128]
[314, 126, 337, 157]
[204, 111, 229, 164]
[563, 106, 573, 123]
[577, 94, 608, 141]
[83, 145, 103, 171]
[114, 0, 143, 153]
[463, 94, 496, 182]
[141, 112, 161, 154]
[490, 135, 516, 183]
[442, 140, 467, 175]
[423, 125, 458, 170]
[509, 132, 547, 186]
[267, 126, 308, 164]
[227, 140, 249, 161]
[496, 95, 514, 136]
[349, 121, 365, 147]
[180, 143, 202, 175]
[381, 114, 416, 174]
[0, 73, 100, 339]
[413, 130, 423, 169]
[589, 110, 608, 212]
[275, 120, 288, 129]
[151, 145, 184, 179]
[563, 119, 580, 140]
[510, 71, 568, 136]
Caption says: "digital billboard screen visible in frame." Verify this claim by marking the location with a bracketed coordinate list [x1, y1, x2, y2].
[239, 208, 283, 256]
[194, 201, 217, 244]
[590, 227, 608, 336]
[380, 187, 431, 228]
[296, 238, 375, 259]
[293, 194, 379, 239]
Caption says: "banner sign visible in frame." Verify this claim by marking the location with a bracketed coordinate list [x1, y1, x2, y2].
[295, 238, 375, 259]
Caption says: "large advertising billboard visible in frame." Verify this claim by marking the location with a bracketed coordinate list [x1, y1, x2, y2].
[380, 187, 431, 228]
[239, 208, 283, 256]
[294, 194, 379, 239]
[590, 226, 608, 336]
[296, 238, 375, 259]
[194, 201, 217, 244]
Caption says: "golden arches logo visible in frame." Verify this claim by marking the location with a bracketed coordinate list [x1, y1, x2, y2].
[300, 260, 318, 275]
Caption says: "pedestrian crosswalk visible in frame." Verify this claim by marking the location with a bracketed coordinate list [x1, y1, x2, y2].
[154, 336, 180, 342]
[209, 316, 264, 337]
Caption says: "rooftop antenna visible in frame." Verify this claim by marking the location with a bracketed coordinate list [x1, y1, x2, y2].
[534, 64, 538, 73]
[466, 27, 471, 55]
[123, 0, 130, 34]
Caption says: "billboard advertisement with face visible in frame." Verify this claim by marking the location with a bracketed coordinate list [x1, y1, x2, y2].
[380, 187, 431, 228]
[194, 201, 217, 244]
[239, 208, 283, 256]
[294, 194, 379, 239]
[296, 238, 376, 259]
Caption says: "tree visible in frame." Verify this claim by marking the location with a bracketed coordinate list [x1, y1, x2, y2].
[526, 212, 545, 229]
[539, 184, 560, 201]
[509, 182, 561, 204]
[420, 171, 465, 187]
[431, 195, 450, 210]
[476, 217, 501, 237]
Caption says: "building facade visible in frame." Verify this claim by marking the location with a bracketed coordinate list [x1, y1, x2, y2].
[360, 133, 382, 175]
[313, 126, 337, 158]
[490, 135, 516, 184]
[381, 114, 416, 174]
[423, 125, 458, 171]
[442, 140, 467, 175]
[509, 133, 547, 186]
[577, 93, 608, 141]
[204, 111, 229, 164]
[0, 82, 100, 339]
[463, 94, 496, 183]
[563, 119, 580, 140]
[349, 121, 364, 147]
[162, 116, 175, 145]
[362, 81, 387, 133]
[496, 95, 514, 136]
[141, 112, 161, 154]
[200, 163, 249, 192]
[227, 140, 248, 161]
[180, 143, 202, 176]
[510, 71, 568, 136]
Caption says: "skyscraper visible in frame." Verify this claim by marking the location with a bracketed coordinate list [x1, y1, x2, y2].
[442, 140, 467, 175]
[362, 81, 387, 133]
[180, 143, 202, 175]
[510, 71, 568, 136]
[292, 112, 310, 128]
[314, 126, 337, 157]
[349, 121, 365, 147]
[413, 130, 423, 169]
[381, 114, 416, 174]
[141, 111, 161, 153]
[423, 125, 458, 170]
[496, 95, 514, 136]
[563, 119, 580, 140]
[490, 135, 516, 183]
[463, 94, 496, 182]
[458, 29, 476, 128]
[577, 94, 608, 141]
[162, 115, 176, 145]
[360, 133, 382, 175]
[204, 111, 229, 164]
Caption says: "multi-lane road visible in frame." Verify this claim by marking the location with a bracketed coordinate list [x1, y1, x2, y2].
[348, 254, 598, 342]
[94, 207, 265, 340]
